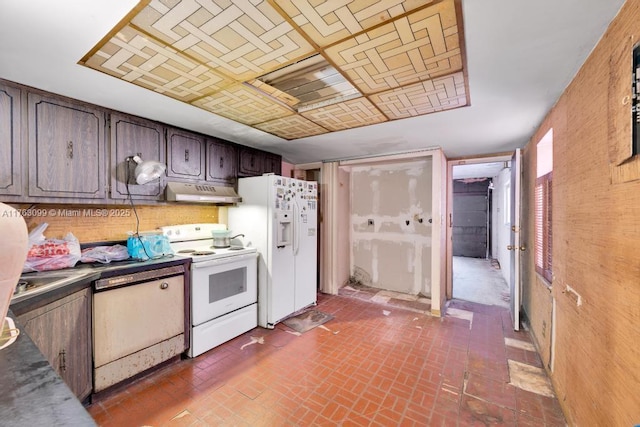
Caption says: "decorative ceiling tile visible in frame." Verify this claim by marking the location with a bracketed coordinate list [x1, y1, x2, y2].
[301, 97, 387, 131]
[324, 0, 461, 95]
[81, 25, 234, 102]
[131, 0, 315, 81]
[369, 71, 467, 119]
[254, 114, 328, 140]
[81, 0, 468, 139]
[271, 0, 432, 47]
[192, 84, 295, 125]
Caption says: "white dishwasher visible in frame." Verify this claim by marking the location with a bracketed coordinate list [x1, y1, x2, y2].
[93, 265, 186, 393]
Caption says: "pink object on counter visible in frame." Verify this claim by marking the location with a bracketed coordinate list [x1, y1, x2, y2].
[0, 203, 29, 330]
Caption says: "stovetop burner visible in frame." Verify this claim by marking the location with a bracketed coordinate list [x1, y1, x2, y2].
[160, 224, 257, 262]
[191, 250, 215, 256]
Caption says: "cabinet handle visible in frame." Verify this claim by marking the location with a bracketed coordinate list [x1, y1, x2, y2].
[219, 157, 223, 168]
[67, 141, 73, 159]
[160, 282, 169, 290]
[250, 157, 254, 167]
[59, 349, 66, 372]
[185, 149, 189, 162]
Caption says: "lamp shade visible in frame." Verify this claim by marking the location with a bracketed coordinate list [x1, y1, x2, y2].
[132, 155, 166, 185]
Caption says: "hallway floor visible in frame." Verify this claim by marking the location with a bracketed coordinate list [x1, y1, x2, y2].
[87, 293, 565, 426]
[453, 256, 511, 308]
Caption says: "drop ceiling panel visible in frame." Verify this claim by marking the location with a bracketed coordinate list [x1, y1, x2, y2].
[192, 84, 295, 125]
[301, 97, 387, 131]
[324, 0, 461, 95]
[254, 114, 328, 140]
[246, 79, 299, 107]
[82, 25, 234, 102]
[80, 0, 468, 141]
[370, 72, 466, 119]
[271, 0, 433, 48]
[131, 0, 315, 81]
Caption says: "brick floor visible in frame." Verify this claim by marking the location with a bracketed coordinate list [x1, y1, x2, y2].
[87, 293, 566, 426]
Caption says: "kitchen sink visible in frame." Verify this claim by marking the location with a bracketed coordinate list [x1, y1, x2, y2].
[13, 270, 97, 303]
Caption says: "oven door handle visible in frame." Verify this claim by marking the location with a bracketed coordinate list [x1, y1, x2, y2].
[191, 252, 257, 269]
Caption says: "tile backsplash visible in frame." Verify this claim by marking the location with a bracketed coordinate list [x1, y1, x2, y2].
[9, 203, 219, 243]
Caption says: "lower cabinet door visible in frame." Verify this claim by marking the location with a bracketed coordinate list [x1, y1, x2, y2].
[17, 288, 92, 401]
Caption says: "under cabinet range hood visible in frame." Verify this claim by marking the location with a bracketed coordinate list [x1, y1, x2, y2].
[165, 182, 241, 204]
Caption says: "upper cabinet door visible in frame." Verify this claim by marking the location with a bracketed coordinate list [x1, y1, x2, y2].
[110, 113, 165, 200]
[0, 83, 22, 196]
[28, 94, 106, 199]
[238, 147, 264, 177]
[206, 139, 237, 185]
[167, 128, 205, 181]
[264, 153, 282, 176]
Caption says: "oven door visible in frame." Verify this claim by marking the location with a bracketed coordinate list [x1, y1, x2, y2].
[190, 252, 257, 326]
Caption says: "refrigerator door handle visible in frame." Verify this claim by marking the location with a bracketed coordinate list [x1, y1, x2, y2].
[293, 200, 300, 256]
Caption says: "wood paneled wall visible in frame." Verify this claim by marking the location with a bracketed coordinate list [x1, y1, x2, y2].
[9, 203, 219, 243]
[521, 1, 640, 424]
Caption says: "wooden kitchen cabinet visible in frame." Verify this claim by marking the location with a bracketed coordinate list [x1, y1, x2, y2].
[110, 113, 165, 200]
[238, 147, 264, 177]
[264, 152, 282, 175]
[167, 128, 205, 181]
[207, 139, 237, 185]
[27, 93, 106, 199]
[17, 288, 92, 401]
[238, 146, 282, 177]
[0, 82, 23, 196]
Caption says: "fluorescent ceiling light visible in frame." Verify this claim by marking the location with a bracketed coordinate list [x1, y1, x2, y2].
[258, 54, 361, 112]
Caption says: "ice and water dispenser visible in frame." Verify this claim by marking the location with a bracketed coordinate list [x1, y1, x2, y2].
[276, 211, 292, 248]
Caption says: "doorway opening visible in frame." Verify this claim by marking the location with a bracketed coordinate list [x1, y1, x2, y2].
[450, 160, 512, 308]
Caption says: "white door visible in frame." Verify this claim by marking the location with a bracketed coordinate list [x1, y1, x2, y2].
[509, 149, 522, 330]
[268, 177, 296, 326]
[293, 180, 318, 311]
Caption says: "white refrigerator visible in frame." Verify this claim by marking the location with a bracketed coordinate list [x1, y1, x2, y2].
[228, 175, 318, 328]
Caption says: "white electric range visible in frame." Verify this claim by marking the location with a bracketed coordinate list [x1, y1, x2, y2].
[160, 223, 258, 358]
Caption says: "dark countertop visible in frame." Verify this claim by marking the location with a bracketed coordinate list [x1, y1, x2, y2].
[11, 255, 191, 315]
[0, 310, 96, 426]
[2, 255, 192, 425]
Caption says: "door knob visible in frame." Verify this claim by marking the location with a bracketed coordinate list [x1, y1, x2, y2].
[507, 245, 514, 250]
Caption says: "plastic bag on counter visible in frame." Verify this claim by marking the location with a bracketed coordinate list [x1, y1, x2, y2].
[127, 232, 173, 261]
[23, 223, 81, 272]
[80, 244, 129, 264]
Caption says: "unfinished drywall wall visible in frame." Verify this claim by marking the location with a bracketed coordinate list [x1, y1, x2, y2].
[521, 1, 640, 424]
[350, 160, 432, 296]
